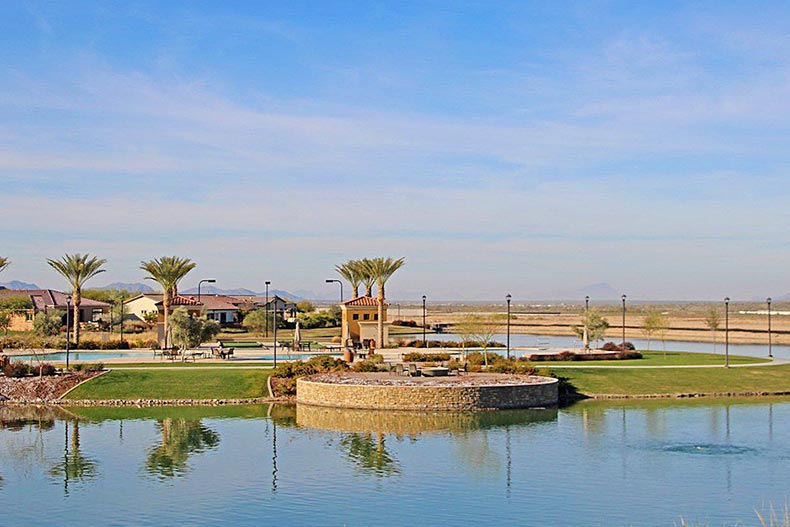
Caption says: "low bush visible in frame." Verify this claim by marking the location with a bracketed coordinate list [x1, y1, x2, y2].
[398, 339, 505, 349]
[392, 319, 420, 327]
[271, 356, 349, 397]
[36, 363, 57, 376]
[402, 352, 452, 362]
[4, 361, 31, 377]
[351, 360, 386, 372]
[487, 360, 536, 375]
[601, 342, 638, 352]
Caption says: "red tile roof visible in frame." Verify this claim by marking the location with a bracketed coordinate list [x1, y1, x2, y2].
[0, 289, 110, 308]
[341, 296, 388, 307]
[169, 295, 202, 306]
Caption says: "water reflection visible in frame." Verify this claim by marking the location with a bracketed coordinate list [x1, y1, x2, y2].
[0, 400, 786, 526]
[295, 404, 557, 436]
[145, 419, 220, 479]
[49, 421, 97, 493]
[340, 432, 401, 477]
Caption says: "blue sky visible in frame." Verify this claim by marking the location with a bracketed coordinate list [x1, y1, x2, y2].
[2, 1, 790, 300]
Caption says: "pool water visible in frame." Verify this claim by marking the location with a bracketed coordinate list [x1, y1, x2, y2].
[1, 399, 789, 526]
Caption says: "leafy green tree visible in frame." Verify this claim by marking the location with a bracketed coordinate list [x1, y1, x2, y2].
[34, 311, 65, 337]
[47, 253, 107, 346]
[362, 257, 405, 348]
[139, 256, 196, 348]
[573, 308, 609, 347]
[296, 300, 315, 313]
[704, 306, 721, 353]
[642, 310, 669, 352]
[169, 307, 220, 350]
[0, 295, 34, 344]
[243, 309, 269, 335]
[142, 310, 159, 329]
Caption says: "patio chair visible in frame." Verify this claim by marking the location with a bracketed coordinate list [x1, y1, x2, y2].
[408, 363, 421, 377]
[394, 363, 406, 376]
[457, 362, 468, 376]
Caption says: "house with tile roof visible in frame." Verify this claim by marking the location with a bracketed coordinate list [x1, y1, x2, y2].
[123, 293, 204, 324]
[340, 296, 390, 348]
[0, 289, 111, 331]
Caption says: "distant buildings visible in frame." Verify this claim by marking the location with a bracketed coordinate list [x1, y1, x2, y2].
[0, 289, 110, 331]
[123, 293, 297, 326]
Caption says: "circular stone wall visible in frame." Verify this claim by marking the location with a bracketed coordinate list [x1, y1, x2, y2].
[296, 372, 558, 411]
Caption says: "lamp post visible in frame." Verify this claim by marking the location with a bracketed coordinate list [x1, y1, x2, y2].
[119, 295, 124, 347]
[265, 281, 271, 338]
[767, 297, 773, 358]
[197, 279, 216, 303]
[585, 295, 590, 312]
[422, 295, 427, 345]
[272, 302, 278, 368]
[325, 279, 343, 304]
[65, 297, 71, 370]
[724, 297, 730, 368]
[506, 294, 512, 360]
[621, 294, 627, 349]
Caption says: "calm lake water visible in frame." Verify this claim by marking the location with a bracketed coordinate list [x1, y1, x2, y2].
[411, 332, 786, 359]
[2, 399, 789, 526]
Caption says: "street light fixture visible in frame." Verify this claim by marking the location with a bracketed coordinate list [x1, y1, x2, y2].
[65, 296, 71, 370]
[197, 279, 216, 303]
[273, 301, 278, 368]
[325, 279, 344, 304]
[506, 294, 512, 360]
[265, 281, 271, 338]
[585, 295, 590, 312]
[119, 295, 125, 347]
[621, 294, 627, 349]
[767, 297, 773, 358]
[422, 295, 427, 345]
[724, 297, 730, 368]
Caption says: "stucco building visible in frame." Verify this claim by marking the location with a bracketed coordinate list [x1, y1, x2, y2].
[340, 296, 390, 348]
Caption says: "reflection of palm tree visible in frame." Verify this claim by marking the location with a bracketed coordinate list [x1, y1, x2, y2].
[340, 432, 400, 477]
[146, 419, 220, 479]
[50, 421, 97, 494]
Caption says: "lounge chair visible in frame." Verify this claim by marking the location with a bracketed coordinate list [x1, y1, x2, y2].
[457, 362, 468, 376]
[408, 363, 421, 377]
[394, 363, 407, 376]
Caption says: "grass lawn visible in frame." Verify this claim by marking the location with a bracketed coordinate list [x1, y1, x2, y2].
[65, 369, 271, 400]
[555, 364, 790, 396]
[532, 350, 768, 367]
[108, 362, 273, 368]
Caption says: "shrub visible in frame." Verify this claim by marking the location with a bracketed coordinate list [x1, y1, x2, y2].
[600, 342, 638, 352]
[487, 360, 536, 375]
[36, 363, 57, 376]
[351, 360, 383, 372]
[392, 319, 419, 327]
[402, 352, 451, 362]
[4, 361, 31, 377]
[270, 356, 348, 396]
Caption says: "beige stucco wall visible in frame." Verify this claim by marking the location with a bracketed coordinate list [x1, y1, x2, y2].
[296, 376, 558, 410]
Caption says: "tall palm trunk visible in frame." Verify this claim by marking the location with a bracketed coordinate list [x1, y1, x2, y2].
[377, 285, 385, 349]
[163, 290, 172, 348]
[72, 290, 81, 346]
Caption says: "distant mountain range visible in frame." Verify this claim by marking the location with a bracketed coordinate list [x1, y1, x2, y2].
[0, 280, 41, 290]
[92, 282, 156, 293]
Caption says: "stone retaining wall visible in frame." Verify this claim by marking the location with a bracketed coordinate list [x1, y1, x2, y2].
[296, 376, 558, 410]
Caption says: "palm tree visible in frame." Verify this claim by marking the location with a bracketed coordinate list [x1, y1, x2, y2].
[335, 260, 363, 298]
[47, 253, 107, 346]
[363, 257, 405, 348]
[139, 256, 196, 348]
[0, 257, 9, 275]
[359, 258, 376, 296]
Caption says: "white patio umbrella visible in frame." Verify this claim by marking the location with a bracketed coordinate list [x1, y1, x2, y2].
[582, 325, 589, 350]
[293, 320, 302, 350]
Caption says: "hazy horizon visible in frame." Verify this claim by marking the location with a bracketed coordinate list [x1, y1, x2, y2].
[3, 2, 790, 300]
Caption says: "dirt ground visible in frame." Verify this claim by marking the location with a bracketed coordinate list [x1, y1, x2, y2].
[394, 302, 789, 345]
